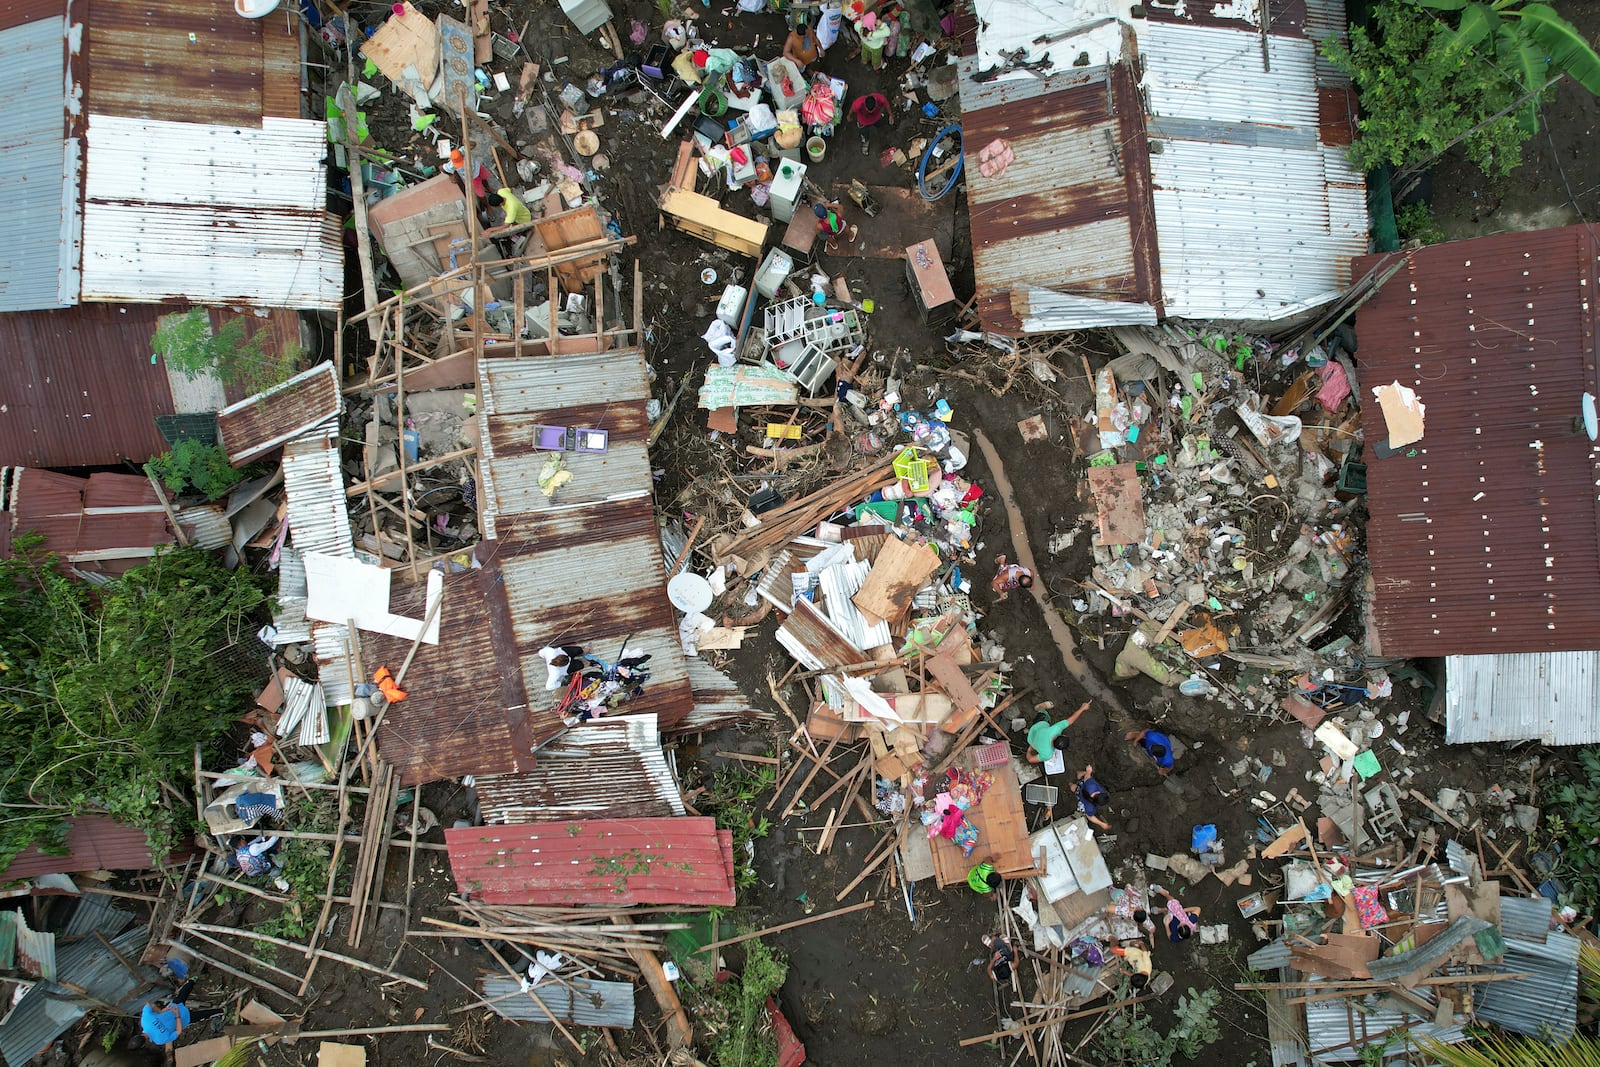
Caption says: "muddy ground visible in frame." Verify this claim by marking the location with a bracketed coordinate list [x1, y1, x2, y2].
[105, 1, 1596, 1065]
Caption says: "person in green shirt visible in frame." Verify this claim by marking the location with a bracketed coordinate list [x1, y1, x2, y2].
[967, 859, 1001, 894]
[1025, 700, 1091, 763]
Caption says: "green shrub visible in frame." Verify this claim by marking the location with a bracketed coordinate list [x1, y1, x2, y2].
[1396, 202, 1447, 246]
[153, 308, 299, 395]
[147, 440, 249, 501]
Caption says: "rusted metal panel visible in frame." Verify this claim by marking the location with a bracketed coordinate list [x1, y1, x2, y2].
[1141, 0, 1310, 37]
[371, 562, 529, 786]
[0, 0, 64, 30]
[0, 816, 160, 881]
[474, 714, 685, 823]
[1355, 227, 1600, 656]
[0, 303, 175, 467]
[80, 0, 293, 126]
[677, 656, 762, 734]
[217, 363, 341, 465]
[957, 59, 1160, 333]
[445, 818, 736, 906]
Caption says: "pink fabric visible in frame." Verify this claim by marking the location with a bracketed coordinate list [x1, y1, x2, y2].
[939, 806, 965, 839]
[1167, 898, 1196, 931]
[1316, 360, 1351, 411]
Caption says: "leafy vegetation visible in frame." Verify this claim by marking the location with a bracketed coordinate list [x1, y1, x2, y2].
[1326, 0, 1600, 178]
[1396, 202, 1448, 245]
[1542, 746, 1600, 914]
[0, 539, 267, 874]
[147, 439, 251, 501]
[153, 308, 300, 395]
[692, 937, 789, 1067]
[1094, 985, 1222, 1066]
[698, 762, 776, 897]
[253, 796, 343, 950]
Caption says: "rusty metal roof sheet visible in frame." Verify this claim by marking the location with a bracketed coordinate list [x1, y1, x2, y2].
[0, 924, 159, 1067]
[79, 115, 342, 309]
[474, 714, 684, 823]
[0, 302, 174, 467]
[445, 817, 736, 906]
[678, 656, 762, 734]
[0, 0, 63, 30]
[80, 0, 302, 124]
[0, 16, 81, 312]
[1355, 227, 1600, 656]
[217, 363, 341, 465]
[0, 817, 158, 883]
[371, 560, 531, 785]
[956, 60, 1160, 334]
[1, 469, 175, 576]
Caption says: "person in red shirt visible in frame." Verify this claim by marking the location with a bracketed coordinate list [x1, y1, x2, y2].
[849, 91, 892, 153]
[812, 201, 858, 249]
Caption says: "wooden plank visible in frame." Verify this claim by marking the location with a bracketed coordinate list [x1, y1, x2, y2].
[175, 1038, 234, 1067]
[928, 756, 1032, 886]
[852, 537, 941, 620]
[318, 1042, 367, 1067]
[359, 3, 440, 85]
[926, 650, 984, 713]
[1262, 821, 1309, 859]
[242, 1000, 287, 1047]
[1086, 463, 1146, 546]
[693, 900, 875, 954]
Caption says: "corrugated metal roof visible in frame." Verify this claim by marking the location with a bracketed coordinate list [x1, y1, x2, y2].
[474, 714, 685, 823]
[0, 16, 80, 312]
[371, 559, 529, 785]
[1141, 23, 1368, 321]
[13, 912, 54, 980]
[0, 817, 158, 882]
[956, 59, 1161, 334]
[1355, 227, 1600, 657]
[1498, 895, 1555, 942]
[281, 428, 353, 560]
[1478, 931, 1580, 1038]
[480, 976, 636, 1028]
[1445, 652, 1600, 745]
[80, 0, 302, 124]
[60, 894, 133, 940]
[0, 303, 176, 467]
[1369, 916, 1493, 982]
[0, 912, 14, 970]
[79, 115, 341, 309]
[0, 0, 64, 31]
[1, 468, 176, 576]
[217, 363, 341, 465]
[445, 818, 736, 906]
[0, 924, 159, 1067]
[677, 656, 760, 734]
[1303, 992, 1466, 1061]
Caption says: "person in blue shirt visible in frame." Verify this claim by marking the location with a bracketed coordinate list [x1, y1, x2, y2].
[1074, 765, 1111, 830]
[140, 979, 225, 1048]
[1127, 728, 1176, 775]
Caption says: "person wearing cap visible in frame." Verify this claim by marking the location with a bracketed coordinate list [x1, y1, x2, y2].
[1111, 943, 1153, 989]
[784, 13, 821, 70]
[443, 148, 493, 198]
[857, 11, 891, 69]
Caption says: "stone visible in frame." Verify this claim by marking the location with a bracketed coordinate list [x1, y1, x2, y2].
[1514, 805, 1539, 833]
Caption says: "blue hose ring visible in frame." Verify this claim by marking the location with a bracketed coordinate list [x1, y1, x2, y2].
[918, 124, 964, 201]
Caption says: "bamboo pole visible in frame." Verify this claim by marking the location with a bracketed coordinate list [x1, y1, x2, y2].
[693, 901, 876, 955]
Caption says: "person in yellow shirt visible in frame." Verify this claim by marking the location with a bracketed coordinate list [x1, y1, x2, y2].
[489, 187, 531, 226]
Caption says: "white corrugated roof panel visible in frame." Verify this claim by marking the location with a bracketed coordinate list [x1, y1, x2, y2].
[971, 0, 1132, 71]
[1446, 652, 1600, 745]
[0, 17, 81, 311]
[79, 115, 341, 309]
[1140, 23, 1369, 320]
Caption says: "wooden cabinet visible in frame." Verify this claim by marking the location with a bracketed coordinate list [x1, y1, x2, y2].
[660, 187, 768, 259]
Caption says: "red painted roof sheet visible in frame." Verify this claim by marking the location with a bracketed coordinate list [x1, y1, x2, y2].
[1354, 225, 1600, 656]
[445, 818, 737, 907]
[0, 816, 158, 882]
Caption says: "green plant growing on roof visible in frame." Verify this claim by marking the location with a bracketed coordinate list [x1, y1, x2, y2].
[145, 439, 250, 502]
[690, 937, 789, 1067]
[1541, 746, 1600, 915]
[1325, 0, 1600, 180]
[697, 763, 777, 897]
[152, 308, 301, 396]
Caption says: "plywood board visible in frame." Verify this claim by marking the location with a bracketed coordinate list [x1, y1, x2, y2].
[929, 756, 1032, 886]
[241, 1000, 286, 1047]
[360, 3, 440, 85]
[905, 239, 955, 308]
[926, 651, 983, 713]
[852, 537, 941, 620]
[1373, 381, 1425, 447]
[1086, 463, 1146, 546]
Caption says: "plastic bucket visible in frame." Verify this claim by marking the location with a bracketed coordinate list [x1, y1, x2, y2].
[806, 135, 826, 162]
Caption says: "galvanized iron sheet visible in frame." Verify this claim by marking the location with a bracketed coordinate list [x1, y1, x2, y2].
[1446, 652, 1600, 745]
[79, 115, 342, 309]
[1355, 228, 1600, 656]
[0, 16, 80, 312]
[474, 714, 684, 823]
